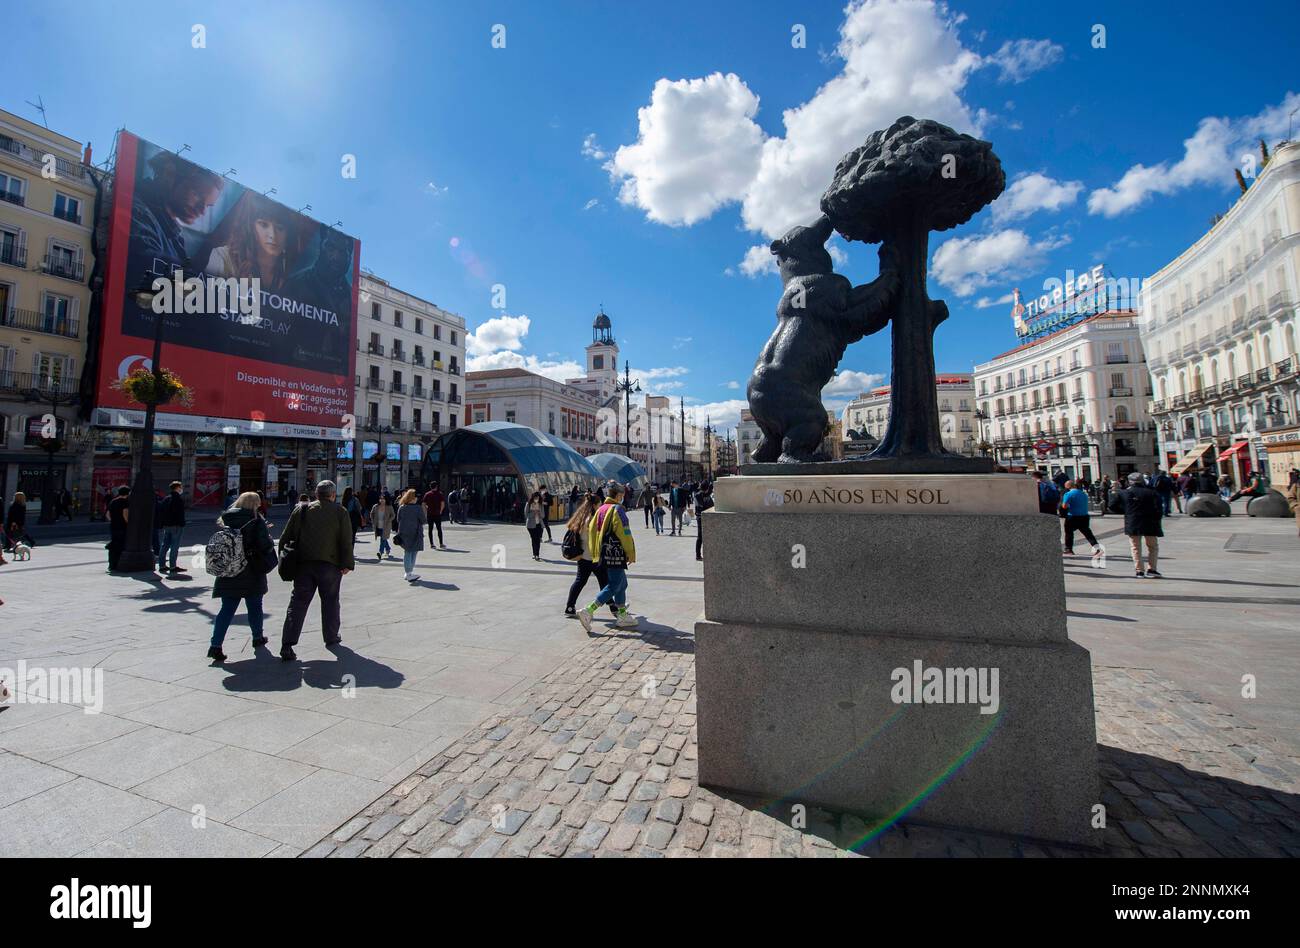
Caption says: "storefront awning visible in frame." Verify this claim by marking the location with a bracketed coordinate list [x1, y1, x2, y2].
[1217, 441, 1250, 461]
[1170, 441, 1214, 475]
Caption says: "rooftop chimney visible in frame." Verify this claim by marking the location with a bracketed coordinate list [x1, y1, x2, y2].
[82, 141, 92, 165]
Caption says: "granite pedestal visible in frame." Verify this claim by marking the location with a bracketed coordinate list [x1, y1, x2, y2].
[1186, 492, 1231, 517]
[695, 473, 1102, 846]
[1247, 489, 1291, 518]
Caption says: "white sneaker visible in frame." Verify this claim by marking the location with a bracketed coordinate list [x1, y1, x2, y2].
[577, 608, 593, 634]
[408, 573, 420, 582]
[403, 571, 412, 581]
[614, 612, 638, 629]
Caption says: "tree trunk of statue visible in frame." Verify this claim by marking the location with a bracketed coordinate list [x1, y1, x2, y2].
[872, 217, 944, 458]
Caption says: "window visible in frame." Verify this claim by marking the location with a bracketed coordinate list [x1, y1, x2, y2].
[33, 352, 74, 386]
[368, 365, 380, 381]
[413, 408, 422, 428]
[371, 301, 381, 320]
[0, 172, 25, 205]
[473, 409, 487, 424]
[53, 192, 81, 223]
[450, 331, 458, 346]
[449, 415, 457, 429]
[433, 412, 441, 429]
[593, 355, 604, 369]
[548, 411, 555, 434]
[394, 310, 403, 328]
[414, 345, 424, 364]
[414, 318, 422, 335]
[1110, 372, 1125, 388]
[391, 405, 402, 426]
[506, 409, 516, 424]
[41, 293, 73, 334]
[433, 324, 441, 340]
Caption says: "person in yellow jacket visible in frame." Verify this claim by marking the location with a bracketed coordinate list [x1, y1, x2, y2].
[577, 483, 638, 634]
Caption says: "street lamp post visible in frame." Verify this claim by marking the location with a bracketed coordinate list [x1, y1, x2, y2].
[616, 360, 641, 460]
[704, 416, 713, 478]
[116, 279, 171, 573]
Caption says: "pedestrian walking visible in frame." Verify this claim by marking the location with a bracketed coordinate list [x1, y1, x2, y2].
[1059, 480, 1103, 560]
[1112, 472, 1164, 578]
[4, 492, 32, 550]
[1152, 469, 1179, 514]
[652, 493, 665, 535]
[576, 483, 638, 634]
[1031, 470, 1059, 515]
[156, 481, 187, 575]
[341, 486, 364, 544]
[287, 486, 299, 507]
[58, 487, 73, 521]
[207, 491, 276, 663]
[106, 486, 130, 571]
[540, 484, 554, 542]
[692, 482, 714, 561]
[370, 495, 395, 560]
[668, 481, 688, 535]
[562, 493, 620, 619]
[525, 491, 546, 560]
[641, 485, 653, 528]
[278, 481, 354, 661]
[568, 485, 580, 519]
[395, 488, 426, 582]
[422, 483, 447, 548]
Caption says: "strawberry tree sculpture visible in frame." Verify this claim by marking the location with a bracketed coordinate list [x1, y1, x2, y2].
[821, 116, 1004, 467]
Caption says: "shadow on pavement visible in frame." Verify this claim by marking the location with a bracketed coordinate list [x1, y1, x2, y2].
[215, 644, 405, 694]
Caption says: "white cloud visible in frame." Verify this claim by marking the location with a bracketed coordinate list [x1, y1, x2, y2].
[608, 0, 991, 240]
[725, 380, 740, 390]
[581, 133, 608, 161]
[1087, 92, 1300, 217]
[986, 38, 1063, 84]
[672, 336, 693, 349]
[685, 398, 749, 432]
[828, 243, 849, 266]
[974, 293, 1015, 309]
[466, 350, 585, 382]
[608, 72, 765, 226]
[466, 314, 531, 357]
[991, 172, 1083, 223]
[583, 198, 600, 211]
[423, 181, 448, 196]
[738, 243, 778, 277]
[823, 370, 886, 397]
[739, 0, 985, 239]
[930, 228, 1069, 297]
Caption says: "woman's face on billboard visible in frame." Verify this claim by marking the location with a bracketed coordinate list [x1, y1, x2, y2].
[254, 218, 287, 257]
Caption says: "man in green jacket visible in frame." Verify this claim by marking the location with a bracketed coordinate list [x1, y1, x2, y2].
[278, 480, 354, 661]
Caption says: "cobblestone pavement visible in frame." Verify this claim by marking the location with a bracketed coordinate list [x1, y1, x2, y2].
[305, 625, 1300, 858]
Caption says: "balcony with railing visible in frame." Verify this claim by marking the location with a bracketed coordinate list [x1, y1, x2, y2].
[1245, 249, 1260, 267]
[1245, 304, 1266, 327]
[413, 355, 426, 367]
[366, 342, 385, 356]
[1236, 374, 1254, 391]
[1181, 344, 1196, 358]
[1255, 368, 1271, 385]
[0, 371, 80, 396]
[1275, 358, 1295, 379]
[0, 135, 89, 181]
[1230, 317, 1245, 334]
[1197, 288, 1211, 303]
[365, 377, 386, 391]
[0, 244, 27, 269]
[42, 254, 84, 282]
[1263, 228, 1282, 250]
[1228, 264, 1244, 282]
[0, 189, 25, 207]
[429, 390, 445, 402]
[1106, 355, 1129, 364]
[390, 382, 408, 395]
[1198, 336, 1214, 351]
[1110, 386, 1133, 397]
[447, 393, 462, 404]
[52, 205, 81, 225]
[1268, 291, 1291, 315]
[1218, 380, 1236, 396]
[1180, 299, 1195, 314]
[1150, 400, 1165, 414]
[2, 306, 81, 338]
[391, 348, 406, 363]
[1171, 395, 1187, 409]
[448, 364, 461, 376]
[1214, 327, 1229, 343]
[1071, 392, 1085, 404]
[411, 386, 427, 400]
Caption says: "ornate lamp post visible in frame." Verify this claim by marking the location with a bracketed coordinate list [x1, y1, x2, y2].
[115, 277, 185, 573]
[616, 360, 641, 459]
[704, 416, 714, 478]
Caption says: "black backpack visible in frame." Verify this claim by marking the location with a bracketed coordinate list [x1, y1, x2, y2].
[561, 528, 582, 561]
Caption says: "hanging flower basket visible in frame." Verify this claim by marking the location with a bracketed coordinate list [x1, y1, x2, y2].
[113, 367, 193, 407]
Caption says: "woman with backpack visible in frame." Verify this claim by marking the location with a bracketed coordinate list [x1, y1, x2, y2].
[576, 483, 638, 634]
[395, 488, 426, 582]
[525, 491, 545, 560]
[370, 495, 395, 560]
[207, 491, 276, 663]
[562, 493, 619, 619]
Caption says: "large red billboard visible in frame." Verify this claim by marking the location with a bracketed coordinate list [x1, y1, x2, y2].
[93, 131, 358, 438]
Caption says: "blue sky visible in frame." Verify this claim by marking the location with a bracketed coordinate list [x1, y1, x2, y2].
[9, 0, 1299, 431]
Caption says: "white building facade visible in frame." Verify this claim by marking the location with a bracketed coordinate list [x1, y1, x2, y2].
[974, 312, 1156, 480]
[351, 272, 466, 492]
[1140, 141, 1300, 485]
[842, 375, 978, 456]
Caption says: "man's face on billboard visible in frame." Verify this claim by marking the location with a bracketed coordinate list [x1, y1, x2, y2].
[168, 177, 220, 225]
[319, 235, 349, 276]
